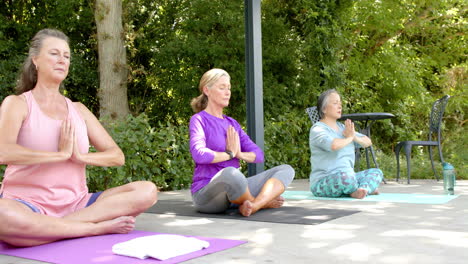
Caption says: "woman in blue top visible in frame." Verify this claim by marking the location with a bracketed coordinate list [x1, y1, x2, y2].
[189, 68, 295, 216]
[309, 89, 383, 199]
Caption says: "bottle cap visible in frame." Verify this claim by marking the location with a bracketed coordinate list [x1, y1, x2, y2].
[442, 162, 454, 170]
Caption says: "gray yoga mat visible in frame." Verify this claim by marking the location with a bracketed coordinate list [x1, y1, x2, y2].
[146, 200, 359, 225]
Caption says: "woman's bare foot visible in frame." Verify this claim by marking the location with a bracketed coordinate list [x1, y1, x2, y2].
[264, 196, 285, 209]
[350, 188, 368, 199]
[96, 216, 135, 235]
[239, 200, 253, 217]
[370, 189, 380, 195]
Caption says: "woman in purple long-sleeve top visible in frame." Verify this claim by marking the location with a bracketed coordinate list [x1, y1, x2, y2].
[189, 68, 295, 216]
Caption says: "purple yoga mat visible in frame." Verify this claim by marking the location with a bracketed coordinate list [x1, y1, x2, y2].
[0, 230, 247, 264]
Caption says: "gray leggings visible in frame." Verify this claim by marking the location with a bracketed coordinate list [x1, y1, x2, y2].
[192, 164, 295, 213]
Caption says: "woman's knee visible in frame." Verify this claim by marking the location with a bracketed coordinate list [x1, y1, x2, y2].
[337, 172, 356, 185]
[218, 167, 246, 185]
[0, 201, 36, 236]
[128, 181, 158, 209]
[216, 167, 248, 198]
[368, 168, 384, 181]
[276, 164, 295, 184]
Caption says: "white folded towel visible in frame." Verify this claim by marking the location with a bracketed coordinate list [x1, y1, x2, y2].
[112, 234, 210, 260]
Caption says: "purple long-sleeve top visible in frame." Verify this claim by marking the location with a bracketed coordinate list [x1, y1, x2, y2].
[189, 110, 264, 194]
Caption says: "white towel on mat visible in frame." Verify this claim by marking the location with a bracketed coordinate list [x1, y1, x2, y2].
[112, 234, 210, 260]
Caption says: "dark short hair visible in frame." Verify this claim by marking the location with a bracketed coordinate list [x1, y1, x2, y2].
[317, 89, 339, 118]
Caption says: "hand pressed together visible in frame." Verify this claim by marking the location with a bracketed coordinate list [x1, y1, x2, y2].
[58, 118, 84, 163]
[225, 125, 240, 158]
[343, 119, 355, 139]
[58, 118, 74, 159]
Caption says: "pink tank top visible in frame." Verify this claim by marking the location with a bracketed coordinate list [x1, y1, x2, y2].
[0, 91, 90, 217]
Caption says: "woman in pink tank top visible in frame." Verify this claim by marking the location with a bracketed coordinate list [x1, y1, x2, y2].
[0, 29, 158, 247]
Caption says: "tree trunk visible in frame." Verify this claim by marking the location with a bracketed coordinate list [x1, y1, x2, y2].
[94, 0, 129, 121]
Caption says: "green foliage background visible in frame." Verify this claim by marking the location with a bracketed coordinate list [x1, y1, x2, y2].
[0, 0, 466, 190]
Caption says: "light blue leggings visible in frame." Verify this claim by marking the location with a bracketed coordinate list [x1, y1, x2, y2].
[311, 168, 383, 197]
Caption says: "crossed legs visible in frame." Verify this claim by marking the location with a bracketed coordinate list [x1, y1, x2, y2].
[192, 165, 295, 216]
[232, 178, 286, 217]
[311, 169, 383, 199]
[0, 181, 157, 247]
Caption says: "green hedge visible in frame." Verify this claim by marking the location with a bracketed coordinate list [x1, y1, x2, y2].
[87, 114, 193, 192]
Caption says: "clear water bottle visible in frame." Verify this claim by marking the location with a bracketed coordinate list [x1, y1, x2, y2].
[442, 162, 455, 195]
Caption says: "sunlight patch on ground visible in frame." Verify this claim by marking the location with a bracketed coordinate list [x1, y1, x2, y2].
[303, 215, 332, 220]
[222, 260, 257, 264]
[164, 218, 213, 226]
[302, 224, 362, 240]
[249, 228, 274, 245]
[307, 242, 329, 249]
[431, 205, 454, 209]
[247, 228, 274, 256]
[416, 221, 443, 227]
[424, 208, 445, 212]
[156, 214, 176, 218]
[329, 242, 383, 261]
[380, 255, 423, 264]
[381, 229, 468, 248]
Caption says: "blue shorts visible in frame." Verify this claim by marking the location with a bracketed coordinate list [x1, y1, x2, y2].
[0, 192, 103, 214]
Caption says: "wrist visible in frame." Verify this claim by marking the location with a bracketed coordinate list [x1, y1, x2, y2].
[225, 150, 234, 160]
[59, 151, 72, 161]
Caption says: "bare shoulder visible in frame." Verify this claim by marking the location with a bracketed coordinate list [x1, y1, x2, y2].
[2, 94, 27, 106]
[1, 95, 28, 116]
[72, 101, 95, 119]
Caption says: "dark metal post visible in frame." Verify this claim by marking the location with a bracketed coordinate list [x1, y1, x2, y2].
[244, 0, 264, 176]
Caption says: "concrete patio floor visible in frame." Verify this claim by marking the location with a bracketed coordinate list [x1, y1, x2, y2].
[2, 179, 468, 264]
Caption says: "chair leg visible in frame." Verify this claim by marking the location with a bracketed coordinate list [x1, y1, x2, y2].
[369, 146, 379, 168]
[365, 148, 371, 168]
[395, 144, 401, 182]
[355, 148, 361, 171]
[428, 146, 439, 181]
[437, 144, 444, 180]
[404, 145, 412, 184]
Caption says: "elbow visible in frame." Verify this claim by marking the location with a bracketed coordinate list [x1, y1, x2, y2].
[0, 149, 9, 164]
[192, 156, 211, 164]
[113, 150, 125, 166]
[116, 155, 125, 166]
[256, 154, 265, 163]
[191, 150, 214, 164]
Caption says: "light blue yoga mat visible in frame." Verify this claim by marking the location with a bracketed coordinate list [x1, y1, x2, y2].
[283, 191, 459, 204]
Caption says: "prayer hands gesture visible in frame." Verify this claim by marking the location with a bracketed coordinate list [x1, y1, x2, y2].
[343, 119, 355, 139]
[226, 125, 240, 158]
[58, 118, 73, 159]
[58, 119, 83, 163]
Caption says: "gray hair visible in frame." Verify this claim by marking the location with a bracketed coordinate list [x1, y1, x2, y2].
[317, 89, 339, 118]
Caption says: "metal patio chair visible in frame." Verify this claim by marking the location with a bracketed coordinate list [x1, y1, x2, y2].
[395, 95, 450, 183]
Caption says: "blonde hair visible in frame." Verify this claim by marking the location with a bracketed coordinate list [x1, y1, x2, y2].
[16, 28, 70, 94]
[190, 68, 230, 112]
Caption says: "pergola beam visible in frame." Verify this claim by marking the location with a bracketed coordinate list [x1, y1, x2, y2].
[244, 0, 264, 176]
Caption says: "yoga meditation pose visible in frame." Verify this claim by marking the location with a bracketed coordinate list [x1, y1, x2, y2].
[0, 29, 157, 247]
[309, 89, 383, 199]
[189, 68, 295, 216]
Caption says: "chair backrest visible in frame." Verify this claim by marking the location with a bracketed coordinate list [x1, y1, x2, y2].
[305, 106, 320, 124]
[429, 95, 450, 139]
